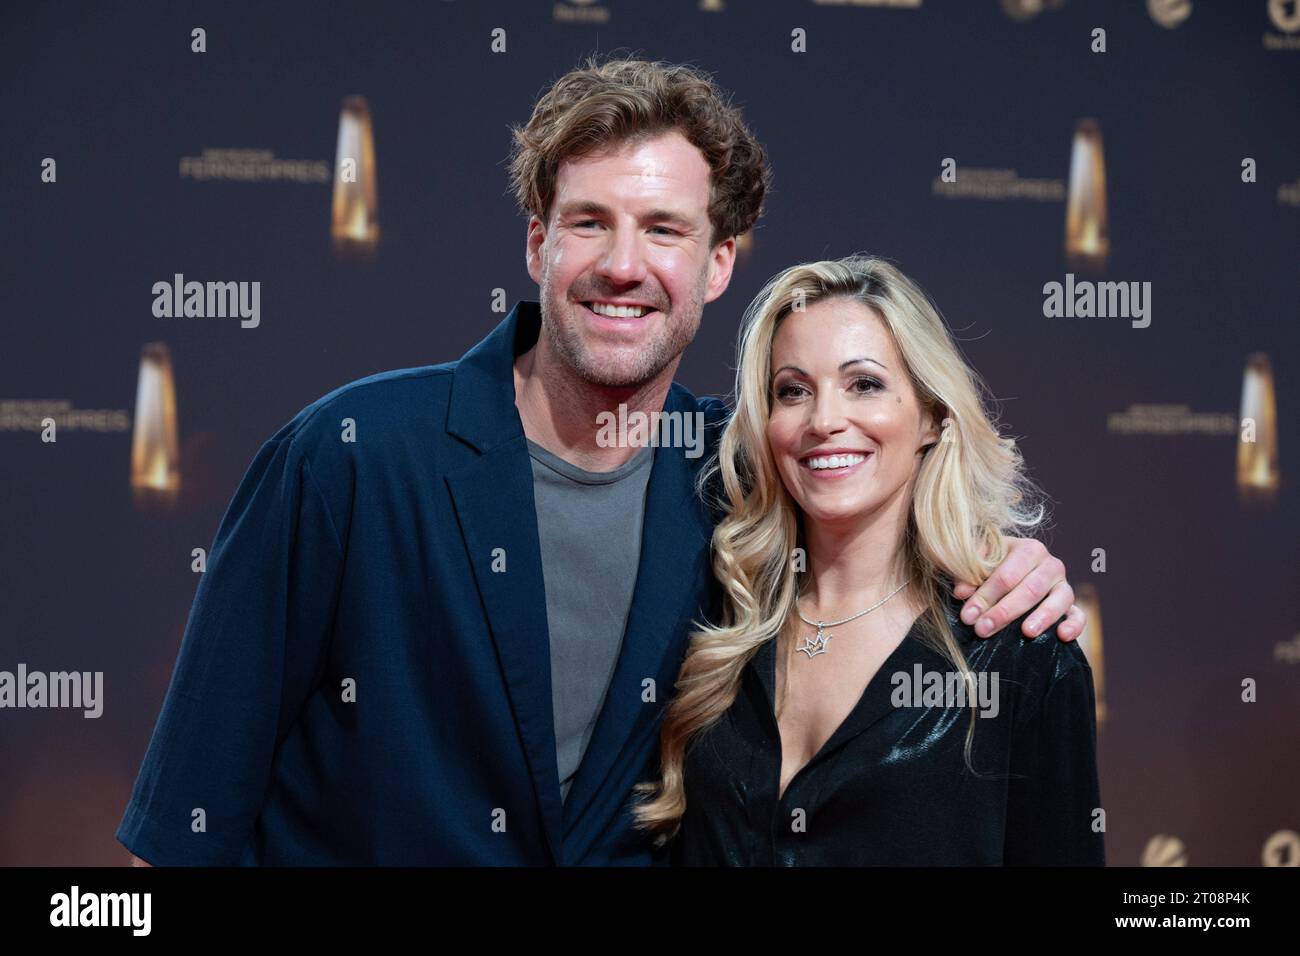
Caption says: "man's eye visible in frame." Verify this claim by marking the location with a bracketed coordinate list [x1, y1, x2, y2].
[853, 376, 883, 394]
[574, 220, 601, 229]
[651, 226, 680, 236]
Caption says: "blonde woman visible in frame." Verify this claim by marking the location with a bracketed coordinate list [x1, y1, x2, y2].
[635, 255, 1103, 865]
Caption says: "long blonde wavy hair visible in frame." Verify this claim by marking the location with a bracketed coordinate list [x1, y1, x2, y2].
[633, 254, 1046, 839]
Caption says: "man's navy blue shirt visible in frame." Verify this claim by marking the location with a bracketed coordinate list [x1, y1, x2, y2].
[116, 301, 726, 865]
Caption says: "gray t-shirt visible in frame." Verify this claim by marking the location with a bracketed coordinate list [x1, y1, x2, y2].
[526, 439, 654, 803]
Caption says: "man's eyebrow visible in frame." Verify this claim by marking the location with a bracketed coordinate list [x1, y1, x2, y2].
[644, 208, 695, 228]
[554, 201, 695, 228]
[555, 200, 611, 219]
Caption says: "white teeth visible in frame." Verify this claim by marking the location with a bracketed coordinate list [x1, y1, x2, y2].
[588, 302, 649, 318]
[806, 454, 867, 470]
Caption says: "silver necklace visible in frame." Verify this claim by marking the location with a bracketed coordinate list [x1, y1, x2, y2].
[793, 579, 911, 659]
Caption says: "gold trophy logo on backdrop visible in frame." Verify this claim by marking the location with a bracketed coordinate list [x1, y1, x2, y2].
[1237, 353, 1280, 504]
[332, 96, 380, 257]
[130, 342, 181, 506]
[1065, 119, 1109, 273]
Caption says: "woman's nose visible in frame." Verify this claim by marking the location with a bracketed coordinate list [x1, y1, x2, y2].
[808, 390, 848, 436]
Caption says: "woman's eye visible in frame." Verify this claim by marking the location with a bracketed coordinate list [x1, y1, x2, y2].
[775, 383, 806, 400]
[852, 376, 883, 394]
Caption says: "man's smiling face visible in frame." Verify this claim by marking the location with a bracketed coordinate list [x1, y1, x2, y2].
[526, 129, 735, 389]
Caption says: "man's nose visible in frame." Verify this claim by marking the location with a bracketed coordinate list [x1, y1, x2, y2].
[595, 225, 649, 285]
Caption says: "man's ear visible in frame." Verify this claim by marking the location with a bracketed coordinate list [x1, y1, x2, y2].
[702, 236, 737, 305]
[525, 215, 546, 286]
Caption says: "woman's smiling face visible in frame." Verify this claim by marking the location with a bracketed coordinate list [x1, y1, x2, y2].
[766, 296, 940, 528]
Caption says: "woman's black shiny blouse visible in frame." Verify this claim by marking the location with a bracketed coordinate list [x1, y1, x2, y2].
[674, 597, 1105, 866]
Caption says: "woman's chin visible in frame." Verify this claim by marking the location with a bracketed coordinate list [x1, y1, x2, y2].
[797, 498, 876, 528]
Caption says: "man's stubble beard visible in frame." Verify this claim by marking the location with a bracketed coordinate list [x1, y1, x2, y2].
[538, 269, 707, 390]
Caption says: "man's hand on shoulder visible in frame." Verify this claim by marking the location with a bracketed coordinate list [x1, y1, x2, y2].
[953, 537, 1086, 642]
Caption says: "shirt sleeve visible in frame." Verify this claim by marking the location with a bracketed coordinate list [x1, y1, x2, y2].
[1003, 656, 1106, 866]
[116, 436, 343, 865]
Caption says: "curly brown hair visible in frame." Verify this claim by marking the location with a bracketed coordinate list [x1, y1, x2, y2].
[507, 54, 771, 248]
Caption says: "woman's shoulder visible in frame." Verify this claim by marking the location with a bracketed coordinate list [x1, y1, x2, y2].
[940, 592, 1093, 706]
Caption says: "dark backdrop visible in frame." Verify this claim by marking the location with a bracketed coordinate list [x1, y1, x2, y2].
[2, 0, 1297, 866]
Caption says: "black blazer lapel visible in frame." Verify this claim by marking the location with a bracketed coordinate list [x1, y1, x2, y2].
[443, 301, 563, 862]
[561, 386, 716, 848]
